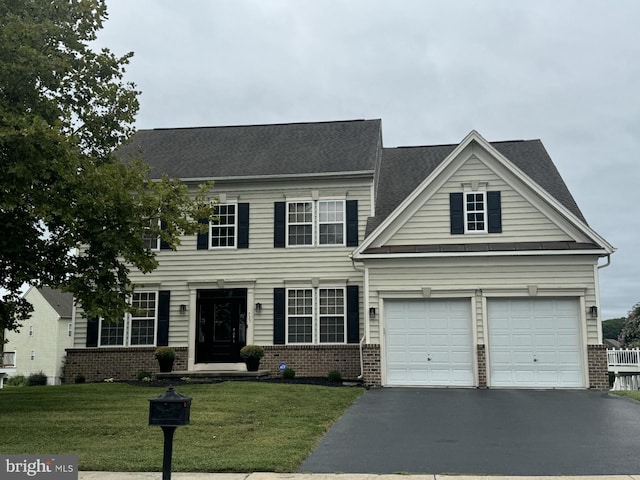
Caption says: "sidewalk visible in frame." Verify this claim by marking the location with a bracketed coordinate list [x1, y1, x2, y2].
[78, 473, 640, 480]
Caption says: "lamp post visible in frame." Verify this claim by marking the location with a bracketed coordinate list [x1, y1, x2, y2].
[149, 386, 192, 480]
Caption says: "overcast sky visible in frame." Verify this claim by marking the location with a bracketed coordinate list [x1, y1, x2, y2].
[97, 0, 639, 320]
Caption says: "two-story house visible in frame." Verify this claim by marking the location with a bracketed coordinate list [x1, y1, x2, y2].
[4, 286, 74, 385]
[64, 119, 614, 389]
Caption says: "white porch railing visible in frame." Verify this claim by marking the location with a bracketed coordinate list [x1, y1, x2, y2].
[607, 348, 640, 391]
[607, 348, 640, 372]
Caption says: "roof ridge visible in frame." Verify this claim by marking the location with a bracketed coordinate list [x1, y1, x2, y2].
[148, 118, 379, 132]
[386, 139, 539, 150]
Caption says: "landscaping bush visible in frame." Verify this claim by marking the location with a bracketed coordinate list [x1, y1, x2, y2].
[327, 370, 342, 383]
[137, 371, 153, 382]
[282, 367, 296, 379]
[6, 375, 27, 387]
[74, 374, 86, 384]
[26, 372, 48, 386]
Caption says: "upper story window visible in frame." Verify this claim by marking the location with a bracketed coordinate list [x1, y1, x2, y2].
[464, 192, 486, 233]
[142, 218, 160, 251]
[99, 291, 158, 347]
[211, 204, 237, 248]
[450, 191, 502, 235]
[285, 200, 346, 247]
[197, 203, 249, 250]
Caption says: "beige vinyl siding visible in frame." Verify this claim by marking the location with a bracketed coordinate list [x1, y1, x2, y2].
[74, 176, 372, 348]
[365, 255, 600, 345]
[385, 155, 577, 246]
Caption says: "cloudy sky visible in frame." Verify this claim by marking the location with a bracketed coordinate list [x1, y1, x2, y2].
[97, 0, 639, 320]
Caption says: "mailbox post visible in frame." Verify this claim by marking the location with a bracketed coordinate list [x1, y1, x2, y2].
[149, 386, 192, 480]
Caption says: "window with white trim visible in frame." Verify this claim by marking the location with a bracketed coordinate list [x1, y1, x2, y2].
[286, 287, 346, 344]
[99, 291, 158, 346]
[464, 192, 487, 233]
[142, 219, 160, 251]
[287, 200, 345, 247]
[210, 203, 237, 248]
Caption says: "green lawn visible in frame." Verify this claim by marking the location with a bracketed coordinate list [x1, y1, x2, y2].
[0, 382, 363, 472]
[612, 390, 640, 402]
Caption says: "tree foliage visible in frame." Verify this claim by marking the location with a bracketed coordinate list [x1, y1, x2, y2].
[601, 317, 625, 342]
[620, 303, 640, 347]
[0, 0, 214, 332]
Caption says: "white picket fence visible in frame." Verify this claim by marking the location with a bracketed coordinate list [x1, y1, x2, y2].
[607, 348, 640, 391]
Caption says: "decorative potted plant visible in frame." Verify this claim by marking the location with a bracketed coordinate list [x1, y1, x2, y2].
[240, 344, 265, 372]
[154, 347, 176, 372]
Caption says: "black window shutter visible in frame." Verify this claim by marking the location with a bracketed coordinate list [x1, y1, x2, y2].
[157, 290, 171, 346]
[449, 192, 464, 234]
[346, 200, 358, 247]
[273, 288, 286, 344]
[346, 285, 359, 344]
[274, 202, 286, 248]
[86, 317, 99, 347]
[196, 218, 210, 250]
[160, 220, 171, 250]
[237, 203, 249, 248]
[487, 191, 502, 233]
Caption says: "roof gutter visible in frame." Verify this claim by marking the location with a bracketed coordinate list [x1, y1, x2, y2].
[354, 248, 609, 261]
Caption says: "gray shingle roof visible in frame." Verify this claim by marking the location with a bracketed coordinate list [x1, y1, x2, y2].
[367, 139, 586, 236]
[38, 287, 73, 318]
[118, 119, 382, 179]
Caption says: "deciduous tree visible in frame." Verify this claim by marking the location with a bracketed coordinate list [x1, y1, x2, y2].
[0, 0, 213, 332]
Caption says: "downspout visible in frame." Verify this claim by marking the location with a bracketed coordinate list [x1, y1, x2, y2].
[350, 255, 368, 381]
[595, 254, 611, 345]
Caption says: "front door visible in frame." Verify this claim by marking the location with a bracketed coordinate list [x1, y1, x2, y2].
[196, 289, 247, 363]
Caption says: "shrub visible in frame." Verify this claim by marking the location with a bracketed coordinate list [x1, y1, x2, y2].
[240, 344, 265, 360]
[137, 371, 153, 382]
[74, 374, 86, 384]
[26, 371, 48, 386]
[282, 367, 296, 379]
[6, 375, 27, 387]
[154, 346, 176, 360]
[327, 370, 342, 383]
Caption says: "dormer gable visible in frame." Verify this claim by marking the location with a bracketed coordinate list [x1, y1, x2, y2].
[356, 130, 614, 258]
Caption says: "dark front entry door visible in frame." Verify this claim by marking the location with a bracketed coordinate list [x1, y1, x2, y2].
[196, 289, 247, 363]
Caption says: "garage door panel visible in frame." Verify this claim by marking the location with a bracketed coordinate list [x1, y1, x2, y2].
[385, 299, 474, 387]
[488, 298, 584, 388]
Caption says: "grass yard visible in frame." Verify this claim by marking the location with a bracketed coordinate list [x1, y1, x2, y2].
[0, 382, 363, 472]
[612, 390, 640, 402]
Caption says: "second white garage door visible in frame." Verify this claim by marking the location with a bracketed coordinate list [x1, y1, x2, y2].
[385, 299, 474, 386]
[487, 298, 584, 388]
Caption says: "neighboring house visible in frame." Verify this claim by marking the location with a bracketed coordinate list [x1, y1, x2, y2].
[4, 286, 74, 385]
[64, 119, 614, 389]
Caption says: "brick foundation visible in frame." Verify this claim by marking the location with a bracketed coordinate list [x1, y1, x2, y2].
[263, 344, 381, 387]
[64, 347, 188, 384]
[65, 344, 383, 387]
[587, 344, 609, 390]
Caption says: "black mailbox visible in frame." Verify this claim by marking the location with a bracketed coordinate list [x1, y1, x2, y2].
[149, 386, 192, 427]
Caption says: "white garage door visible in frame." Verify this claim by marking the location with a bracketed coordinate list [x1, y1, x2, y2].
[385, 299, 474, 386]
[487, 298, 584, 388]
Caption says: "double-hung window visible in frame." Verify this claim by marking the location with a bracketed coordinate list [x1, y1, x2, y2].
[286, 287, 346, 344]
[287, 202, 314, 246]
[210, 204, 237, 248]
[99, 291, 158, 347]
[464, 192, 486, 233]
[286, 200, 345, 247]
[142, 218, 160, 251]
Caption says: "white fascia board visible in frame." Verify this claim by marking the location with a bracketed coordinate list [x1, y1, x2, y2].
[354, 130, 482, 256]
[355, 248, 609, 261]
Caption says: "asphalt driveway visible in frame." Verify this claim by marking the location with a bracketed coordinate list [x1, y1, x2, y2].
[298, 388, 640, 475]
